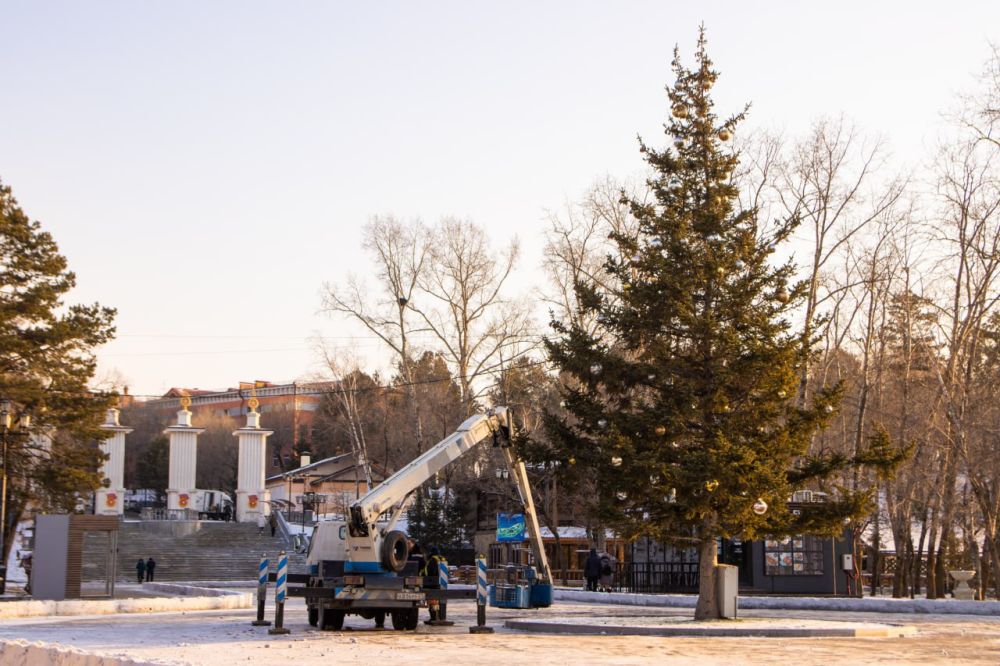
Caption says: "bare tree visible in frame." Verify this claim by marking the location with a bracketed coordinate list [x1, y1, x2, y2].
[541, 176, 643, 335]
[322, 216, 432, 453]
[411, 217, 534, 414]
[776, 116, 905, 408]
[926, 129, 1000, 597]
[317, 349, 375, 489]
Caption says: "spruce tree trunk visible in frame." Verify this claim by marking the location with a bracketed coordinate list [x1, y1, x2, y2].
[694, 524, 719, 620]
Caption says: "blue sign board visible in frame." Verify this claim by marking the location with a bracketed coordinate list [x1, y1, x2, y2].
[496, 512, 526, 542]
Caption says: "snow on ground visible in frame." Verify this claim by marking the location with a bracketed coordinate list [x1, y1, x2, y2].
[0, 585, 251, 619]
[4, 521, 31, 584]
[558, 588, 1000, 615]
[1, 596, 1000, 665]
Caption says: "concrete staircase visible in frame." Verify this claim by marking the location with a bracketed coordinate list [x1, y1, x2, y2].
[83, 520, 307, 583]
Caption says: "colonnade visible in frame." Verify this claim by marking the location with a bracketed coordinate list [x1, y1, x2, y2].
[95, 395, 272, 523]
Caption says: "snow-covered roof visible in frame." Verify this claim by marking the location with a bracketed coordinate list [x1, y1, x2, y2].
[265, 453, 353, 482]
[538, 526, 618, 540]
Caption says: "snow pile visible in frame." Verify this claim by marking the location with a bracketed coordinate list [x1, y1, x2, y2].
[142, 582, 245, 597]
[0, 639, 161, 666]
[4, 521, 32, 584]
[0, 590, 252, 619]
[556, 588, 1000, 616]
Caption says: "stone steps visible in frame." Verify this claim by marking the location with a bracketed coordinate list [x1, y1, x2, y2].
[82, 520, 308, 583]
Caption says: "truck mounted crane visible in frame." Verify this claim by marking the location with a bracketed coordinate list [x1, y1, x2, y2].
[292, 406, 553, 631]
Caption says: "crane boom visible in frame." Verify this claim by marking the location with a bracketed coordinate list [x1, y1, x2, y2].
[344, 406, 551, 584]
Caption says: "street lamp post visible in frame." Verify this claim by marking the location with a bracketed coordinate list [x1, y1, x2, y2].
[0, 399, 31, 595]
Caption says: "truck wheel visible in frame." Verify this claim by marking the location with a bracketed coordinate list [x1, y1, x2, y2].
[404, 608, 418, 630]
[390, 612, 405, 630]
[375, 611, 385, 628]
[321, 609, 345, 631]
[307, 607, 318, 627]
[381, 530, 410, 573]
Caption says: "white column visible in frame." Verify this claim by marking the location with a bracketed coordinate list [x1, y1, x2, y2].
[234, 403, 273, 523]
[165, 400, 205, 512]
[95, 408, 133, 516]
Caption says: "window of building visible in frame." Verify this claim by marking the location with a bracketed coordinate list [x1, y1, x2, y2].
[764, 535, 824, 575]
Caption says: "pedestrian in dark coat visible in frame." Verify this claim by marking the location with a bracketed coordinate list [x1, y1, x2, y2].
[135, 558, 146, 584]
[145, 557, 157, 582]
[584, 548, 602, 592]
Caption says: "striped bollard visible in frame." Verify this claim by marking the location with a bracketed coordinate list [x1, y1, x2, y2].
[469, 556, 493, 634]
[268, 551, 291, 635]
[427, 559, 454, 626]
[251, 554, 271, 626]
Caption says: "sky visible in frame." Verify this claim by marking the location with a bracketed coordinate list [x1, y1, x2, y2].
[2, 1, 998, 397]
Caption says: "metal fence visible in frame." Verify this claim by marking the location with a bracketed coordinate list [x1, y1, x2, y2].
[613, 561, 699, 594]
[140, 508, 201, 521]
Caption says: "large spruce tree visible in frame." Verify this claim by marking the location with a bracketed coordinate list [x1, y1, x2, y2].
[541, 31, 900, 619]
[0, 178, 117, 561]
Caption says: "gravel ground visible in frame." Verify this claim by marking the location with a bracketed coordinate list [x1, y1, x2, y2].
[1, 598, 998, 665]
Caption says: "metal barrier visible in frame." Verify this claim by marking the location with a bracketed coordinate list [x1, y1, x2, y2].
[613, 561, 699, 594]
[140, 508, 200, 521]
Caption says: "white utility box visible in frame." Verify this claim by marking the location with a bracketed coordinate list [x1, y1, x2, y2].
[716, 564, 739, 619]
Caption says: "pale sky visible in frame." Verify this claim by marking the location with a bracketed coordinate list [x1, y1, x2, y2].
[2, 1, 997, 396]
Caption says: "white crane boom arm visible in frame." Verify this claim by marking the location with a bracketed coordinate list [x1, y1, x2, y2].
[344, 406, 552, 584]
[350, 407, 509, 530]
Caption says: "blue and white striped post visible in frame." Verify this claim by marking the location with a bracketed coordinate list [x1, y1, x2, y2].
[251, 554, 271, 626]
[268, 551, 291, 635]
[439, 560, 449, 590]
[469, 555, 493, 633]
[427, 559, 454, 626]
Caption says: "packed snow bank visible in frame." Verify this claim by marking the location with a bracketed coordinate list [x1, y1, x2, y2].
[556, 588, 1000, 616]
[0, 589, 252, 619]
[142, 582, 245, 597]
[0, 639, 160, 666]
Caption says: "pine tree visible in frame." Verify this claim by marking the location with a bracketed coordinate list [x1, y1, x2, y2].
[541, 30, 904, 619]
[0, 178, 117, 560]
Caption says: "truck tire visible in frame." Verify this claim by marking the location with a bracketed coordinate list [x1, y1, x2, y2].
[390, 611, 406, 630]
[404, 607, 418, 630]
[308, 607, 318, 627]
[322, 609, 345, 631]
[381, 530, 410, 573]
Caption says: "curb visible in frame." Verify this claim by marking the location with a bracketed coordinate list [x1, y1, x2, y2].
[504, 620, 918, 638]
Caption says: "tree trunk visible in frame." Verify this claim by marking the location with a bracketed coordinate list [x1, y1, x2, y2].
[694, 519, 720, 620]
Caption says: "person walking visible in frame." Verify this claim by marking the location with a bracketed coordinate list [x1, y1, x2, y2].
[257, 512, 266, 536]
[269, 512, 277, 538]
[584, 548, 602, 592]
[145, 557, 156, 582]
[599, 552, 615, 592]
[135, 558, 146, 584]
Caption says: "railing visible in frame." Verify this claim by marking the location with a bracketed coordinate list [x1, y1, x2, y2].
[612, 561, 699, 594]
[274, 510, 312, 553]
[140, 508, 201, 521]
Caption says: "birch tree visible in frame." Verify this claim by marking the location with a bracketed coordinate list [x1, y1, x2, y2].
[322, 216, 432, 454]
